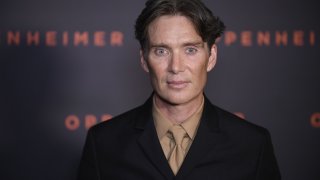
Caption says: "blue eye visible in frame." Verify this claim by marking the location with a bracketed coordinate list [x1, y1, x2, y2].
[185, 47, 197, 55]
[154, 48, 169, 56]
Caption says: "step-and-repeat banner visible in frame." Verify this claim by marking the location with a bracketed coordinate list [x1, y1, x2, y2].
[1, 0, 319, 179]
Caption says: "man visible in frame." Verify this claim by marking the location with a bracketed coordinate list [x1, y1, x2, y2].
[77, 0, 281, 179]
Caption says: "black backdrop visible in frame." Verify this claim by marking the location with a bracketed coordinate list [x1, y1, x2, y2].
[1, 0, 319, 179]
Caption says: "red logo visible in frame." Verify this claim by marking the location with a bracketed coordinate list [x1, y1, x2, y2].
[311, 113, 320, 128]
[65, 114, 113, 131]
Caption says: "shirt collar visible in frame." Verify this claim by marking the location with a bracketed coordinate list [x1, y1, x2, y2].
[152, 95, 204, 140]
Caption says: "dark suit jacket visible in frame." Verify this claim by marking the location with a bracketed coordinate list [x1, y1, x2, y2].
[77, 96, 281, 180]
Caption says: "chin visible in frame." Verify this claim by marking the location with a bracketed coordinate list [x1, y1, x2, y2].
[160, 92, 195, 106]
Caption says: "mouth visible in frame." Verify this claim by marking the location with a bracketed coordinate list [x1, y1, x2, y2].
[167, 80, 189, 89]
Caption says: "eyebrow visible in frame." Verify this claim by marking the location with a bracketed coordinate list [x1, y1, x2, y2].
[149, 41, 204, 49]
[183, 41, 204, 47]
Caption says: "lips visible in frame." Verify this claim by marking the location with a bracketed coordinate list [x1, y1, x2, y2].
[167, 80, 189, 89]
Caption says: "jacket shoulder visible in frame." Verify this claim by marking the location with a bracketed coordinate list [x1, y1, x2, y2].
[88, 104, 145, 136]
[212, 104, 270, 141]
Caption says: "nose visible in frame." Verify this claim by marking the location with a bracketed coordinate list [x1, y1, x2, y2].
[168, 51, 185, 74]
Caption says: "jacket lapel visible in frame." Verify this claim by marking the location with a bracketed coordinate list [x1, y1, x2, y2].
[175, 97, 227, 180]
[135, 97, 174, 180]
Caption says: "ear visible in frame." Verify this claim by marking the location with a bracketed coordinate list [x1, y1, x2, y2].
[140, 50, 149, 73]
[207, 44, 217, 72]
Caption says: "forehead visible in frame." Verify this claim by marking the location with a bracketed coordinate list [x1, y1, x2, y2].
[147, 15, 203, 45]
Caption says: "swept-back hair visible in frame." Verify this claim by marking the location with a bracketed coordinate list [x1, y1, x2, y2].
[135, 0, 226, 52]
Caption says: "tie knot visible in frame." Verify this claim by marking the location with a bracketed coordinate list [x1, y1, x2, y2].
[169, 125, 187, 145]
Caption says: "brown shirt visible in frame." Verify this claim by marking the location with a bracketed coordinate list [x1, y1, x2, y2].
[152, 96, 204, 160]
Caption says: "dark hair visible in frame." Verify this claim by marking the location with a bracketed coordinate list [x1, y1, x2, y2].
[135, 0, 225, 52]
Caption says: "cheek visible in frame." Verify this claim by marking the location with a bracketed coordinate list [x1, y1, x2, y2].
[190, 59, 208, 75]
[190, 63, 209, 86]
[196, 70, 207, 84]
[148, 64, 165, 82]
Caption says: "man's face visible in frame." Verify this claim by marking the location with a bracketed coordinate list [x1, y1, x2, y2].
[140, 15, 217, 106]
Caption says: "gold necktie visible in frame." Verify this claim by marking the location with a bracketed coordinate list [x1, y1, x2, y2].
[168, 125, 189, 175]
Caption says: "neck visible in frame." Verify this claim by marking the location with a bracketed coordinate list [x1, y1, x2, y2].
[154, 93, 204, 124]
